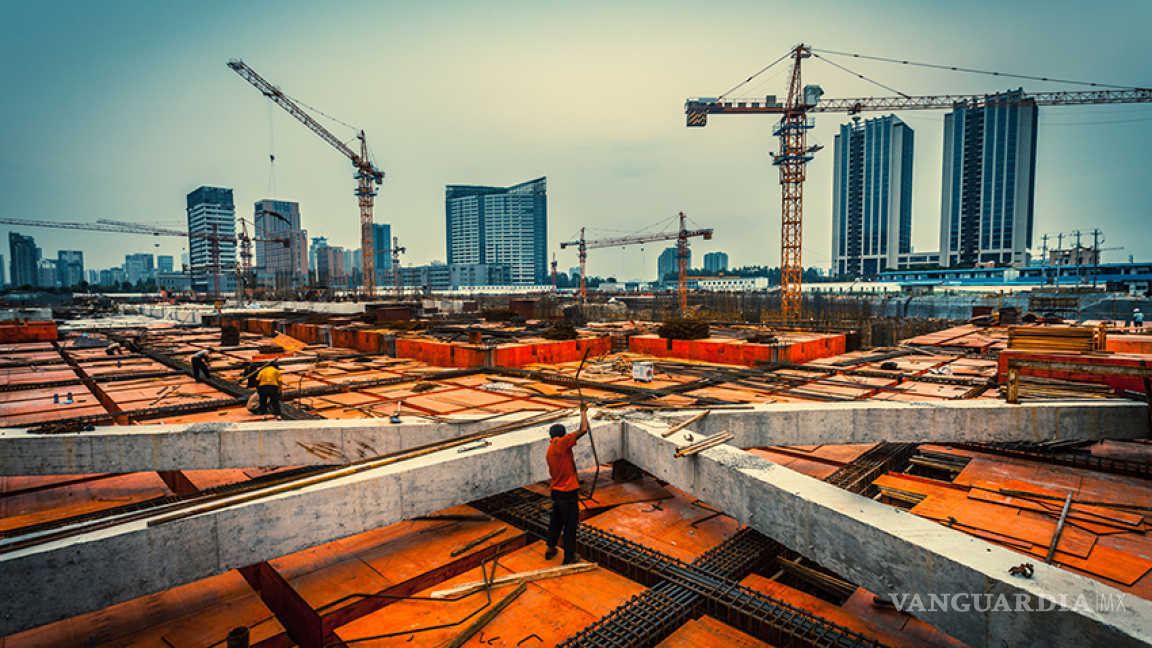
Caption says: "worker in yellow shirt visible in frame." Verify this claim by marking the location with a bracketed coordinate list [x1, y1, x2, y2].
[255, 360, 283, 418]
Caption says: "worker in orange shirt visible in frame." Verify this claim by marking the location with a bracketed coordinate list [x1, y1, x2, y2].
[255, 360, 283, 419]
[544, 408, 589, 565]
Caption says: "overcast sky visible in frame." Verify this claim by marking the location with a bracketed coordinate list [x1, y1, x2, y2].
[2, 1, 1149, 282]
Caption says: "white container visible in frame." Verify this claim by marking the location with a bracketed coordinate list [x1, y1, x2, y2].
[632, 361, 654, 382]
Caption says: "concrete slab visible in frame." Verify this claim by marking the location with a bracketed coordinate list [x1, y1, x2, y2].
[623, 419, 1152, 648]
[0, 421, 622, 635]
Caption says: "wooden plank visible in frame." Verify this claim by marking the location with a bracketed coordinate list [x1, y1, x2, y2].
[661, 410, 709, 438]
[430, 563, 598, 599]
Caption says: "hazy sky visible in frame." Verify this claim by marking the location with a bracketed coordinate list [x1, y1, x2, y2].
[2, 1, 1150, 282]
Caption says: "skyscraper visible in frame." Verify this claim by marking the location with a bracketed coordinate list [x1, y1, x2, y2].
[703, 252, 729, 273]
[309, 236, 327, 276]
[939, 89, 1038, 267]
[8, 233, 37, 288]
[445, 177, 547, 285]
[372, 223, 392, 287]
[186, 186, 237, 295]
[255, 199, 308, 288]
[57, 251, 84, 287]
[657, 247, 690, 282]
[832, 115, 914, 278]
[157, 256, 174, 273]
[124, 253, 154, 285]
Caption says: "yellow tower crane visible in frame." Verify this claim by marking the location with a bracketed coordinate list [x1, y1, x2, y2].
[561, 212, 713, 309]
[228, 60, 385, 298]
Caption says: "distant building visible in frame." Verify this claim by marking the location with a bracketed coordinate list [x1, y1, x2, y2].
[0, 255, 6, 286]
[309, 236, 328, 276]
[371, 223, 394, 287]
[832, 115, 914, 278]
[703, 252, 729, 273]
[99, 268, 127, 287]
[156, 272, 191, 292]
[939, 89, 1038, 267]
[445, 177, 547, 285]
[255, 200, 308, 289]
[124, 253, 154, 285]
[56, 251, 84, 288]
[186, 186, 237, 295]
[657, 247, 690, 283]
[37, 260, 57, 288]
[8, 232, 37, 287]
[697, 276, 770, 292]
[1049, 246, 1098, 267]
[87, 269, 99, 285]
[316, 245, 345, 288]
[157, 255, 174, 273]
[568, 266, 581, 279]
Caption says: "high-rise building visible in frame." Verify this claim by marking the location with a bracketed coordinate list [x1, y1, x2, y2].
[372, 223, 393, 287]
[157, 255, 174, 273]
[57, 251, 84, 287]
[445, 177, 547, 285]
[656, 247, 689, 283]
[309, 236, 328, 277]
[939, 89, 1038, 268]
[8, 233, 37, 288]
[316, 245, 345, 288]
[832, 115, 914, 278]
[703, 252, 729, 273]
[186, 186, 237, 295]
[255, 200, 308, 288]
[0, 255, 6, 286]
[87, 269, 99, 285]
[124, 253, 154, 285]
[37, 260, 57, 288]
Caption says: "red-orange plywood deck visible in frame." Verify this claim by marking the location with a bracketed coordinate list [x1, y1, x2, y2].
[656, 615, 776, 647]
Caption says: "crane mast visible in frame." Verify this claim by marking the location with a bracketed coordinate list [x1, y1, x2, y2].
[227, 60, 385, 297]
[687, 45, 1152, 319]
[561, 213, 713, 307]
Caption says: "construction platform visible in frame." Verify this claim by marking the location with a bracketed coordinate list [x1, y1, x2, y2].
[3, 315, 1152, 648]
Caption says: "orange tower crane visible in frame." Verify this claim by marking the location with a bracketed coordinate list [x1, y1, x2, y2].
[560, 212, 713, 308]
[228, 60, 385, 297]
[687, 44, 1152, 318]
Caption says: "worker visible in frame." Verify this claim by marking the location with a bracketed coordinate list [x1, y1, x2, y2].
[104, 342, 125, 356]
[544, 408, 589, 565]
[255, 360, 283, 419]
[190, 349, 212, 382]
[1136, 308, 1145, 329]
[241, 361, 260, 389]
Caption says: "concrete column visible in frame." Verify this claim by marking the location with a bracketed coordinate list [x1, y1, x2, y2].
[623, 420, 1152, 648]
[0, 423, 621, 635]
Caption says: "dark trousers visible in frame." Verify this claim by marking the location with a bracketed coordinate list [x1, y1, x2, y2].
[191, 358, 209, 382]
[257, 385, 281, 416]
[547, 489, 579, 561]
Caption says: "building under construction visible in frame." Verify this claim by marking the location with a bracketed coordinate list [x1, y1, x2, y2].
[2, 303, 1152, 648]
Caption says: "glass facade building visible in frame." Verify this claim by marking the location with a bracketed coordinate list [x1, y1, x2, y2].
[938, 89, 1038, 267]
[832, 115, 914, 278]
[255, 199, 308, 289]
[703, 252, 728, 273]
[372, 223, 392, 287]
[445, 177, 547, 285]
[186, 186, 237, 294]
[8, 233, 37, 288]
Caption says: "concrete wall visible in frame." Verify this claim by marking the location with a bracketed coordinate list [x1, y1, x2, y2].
[623, 419, 1152, 648]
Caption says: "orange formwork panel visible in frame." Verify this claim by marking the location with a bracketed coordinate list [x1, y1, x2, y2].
[1, 569, 288, 648]
[0, 472, 172, 534]
[583, 489, 742, 563]
[997, 349, 1152, 397]
[656, 616, 775, 647]
[1107, 334, 1152, 355]
[0, 321, 58, 343]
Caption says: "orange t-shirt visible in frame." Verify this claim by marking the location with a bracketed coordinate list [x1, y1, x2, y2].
[546, 434, 579, 492]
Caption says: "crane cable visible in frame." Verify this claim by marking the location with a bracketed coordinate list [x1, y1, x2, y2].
[810, 53, 910, 98]
[811, 48, 1144, 90]
[717, 50, 793, 102]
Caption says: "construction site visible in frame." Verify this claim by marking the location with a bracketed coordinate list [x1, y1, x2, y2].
[1, 298, 1151, 648]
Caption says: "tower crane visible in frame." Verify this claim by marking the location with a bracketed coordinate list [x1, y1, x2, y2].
[551, 253, 558, 291]
[561, 212, 713, 309]
[227, 60, 385, 297]
[0, 217, 285, 299]
[687, 44, 1152, 318]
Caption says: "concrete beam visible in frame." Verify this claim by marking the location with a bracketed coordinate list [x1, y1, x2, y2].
[0, 421, 621, 635]
[0, 413, 574, 476]
[677, 400, 1149, 448]
[4, 400, 1145, 477]
[623, 420, 1152, 648]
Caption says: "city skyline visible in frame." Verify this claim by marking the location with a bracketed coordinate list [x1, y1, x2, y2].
[1, 2, 1149, 283]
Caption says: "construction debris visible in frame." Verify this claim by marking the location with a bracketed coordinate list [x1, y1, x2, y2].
[657, 318, 709, 340]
